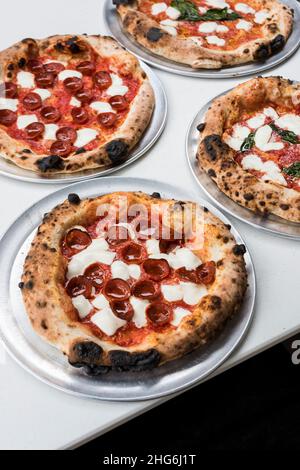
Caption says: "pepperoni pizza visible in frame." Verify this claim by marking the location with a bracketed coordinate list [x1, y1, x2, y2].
[20, 191, 247, 374]
[197, 77, 300, 223]
[114, 0, 293, 69]
[0, 35, 154, 174]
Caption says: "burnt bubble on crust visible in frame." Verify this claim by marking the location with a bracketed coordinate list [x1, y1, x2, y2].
[106, 140, 129, 164]
[197, 123, 206, 132]
[270, 34, 285, 54]
[109, 349, 161, 372]
[255, 43, 270, 61]
[203, 134, 226, 161]
[68, 341, 103, 368]
[233, 244, 246, 256]
[36, 155, 65, 172]
[68, 193, 81, 205]
[113, 0, 134, 4]
[146, 28, 164, 42]
[150, 192, 161, 199]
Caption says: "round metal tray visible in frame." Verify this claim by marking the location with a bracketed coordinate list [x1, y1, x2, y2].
[186, 94, 300, 240]
[0, 62, 167, 184]
[104, 0, 300, 78]
[0, 177, 255, 401]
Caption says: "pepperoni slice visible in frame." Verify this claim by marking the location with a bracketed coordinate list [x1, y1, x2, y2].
[97, 112, 117, 128]
[159, 238, 182, 254]
[40, 106, 61, 123]
[84, 262, 107, 289]
[71, 107, 89, 124]
[110, 300, 134, 321]
[76, 61, 95, 76]
[109, 95, 128, 111]
[0, 109, 17, 127]
[120, 242, 145, 264]
[196, 261, 216, 285]
[132, 280, 159, 300]
[4, 82, 18, 99]
[65, 228, 92, 253]
[56, 126, 77, 144]
[25, 122, 45, 139]
[177, 267, 198, 283]
[103, 279, 131, 301]
[94, 71, 112, 90]
[63, 77, 83, 94]
[66, 276, 93, 298]
[35, 72, 55, 88]
[44, 62, 65, 75]
[107, 225, 130, 246]
[22, 92, 42, 111]
[147, 302, 172, 326]
[143, 259, 170, 281]
[27, 59, 44, 74]
[75, 88, 93, 104]
[50, 140, 72, 157]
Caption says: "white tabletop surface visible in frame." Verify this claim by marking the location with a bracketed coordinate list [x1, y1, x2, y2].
[0, 0, 300, 451]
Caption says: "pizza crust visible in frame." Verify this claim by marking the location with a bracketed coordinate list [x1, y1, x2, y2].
[20, 191, 247, 373]
[197, 76, 300, 223]
[116, 0, 293, 69]
[0, 35, 155, 174]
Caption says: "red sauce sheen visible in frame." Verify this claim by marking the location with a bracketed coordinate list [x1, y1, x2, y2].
[61, 212, 216, 347]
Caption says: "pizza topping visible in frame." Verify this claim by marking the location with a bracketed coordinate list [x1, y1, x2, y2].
[90, 101, 115, 114]
[254, 10, 269, 24]
[0, 98, 19, 112]
[44, 124, 59, 140]
[177, 267, 199, 283]
[27, 59, 44, 74]
[40, 106, 61, 123]
[241, 154, 287, 186]
[198, 22, 228, 33]
[75, 88, 93, 104]
[43, 62, 65, 75]
[109, 95, 128, 111]
[254, 125, 284, 151]
[103, 278, 131, 300]
[206, 35, 225, 46]
[107, 224, 131, 246]
[160, 20, 178, 36]
[98, 112, 117, 128]
[143, 258, 170, 281]
[147, 302, 172, 326]
[234, 2, 255, 14]
[110, 300, 134, 321]
[25, 122, 45, 140]
[236, 19, 252, 31]
[70, 97, 81, 107]
[196, 261, 216, 285]
[246, 113, 266, 129]
[58, 69, 83, 81]
[17, 114, 38, 130]
[132, 280, 159, 300]
[71, 107, 90, 125]
[64, 228, 92, 255]
[84, 263, 107, 288]
[171, 307, 191, 327]
[161, 283, 183, 302]
[94, 71, 112, 90]
[17, 71, 35, 89]
[74, 128, 98, 147]
[0, 109, 17, 126]
[23, 92, 42, 111]
[66, 275, 93, 298]
[275, 114, 300, 136]
[76, 61, 96, 76]
[35, 72, 55, 88]
[34, 88, 51, 101]
[121, 242, 146, 264]
[72, 295, 93, 319]
[3, 82, 18, 99]
[111, 260, 141, 281]
[56, 126, 77, 144]
[106, 74, 129, 97]
[91, 308, 127, 336]
[63, 77, 83, 94]
[151, 2, 168, 15]
[50, 140, 72, 157]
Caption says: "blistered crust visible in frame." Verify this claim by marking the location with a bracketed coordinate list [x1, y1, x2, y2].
[116, 0, 293, 69]
[197, 76, 300, 223]
[21, 191, 247, 373]
[0, 34, 155, 174]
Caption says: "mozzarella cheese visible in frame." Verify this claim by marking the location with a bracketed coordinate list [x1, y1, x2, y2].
[70, 97, 81, 107]
[111, 260, 141, 281]
[44, 124, 59, 140]
[236, 20, 252, 31]
[91, 308, 126, 336]
[0, 98, 18, 111]
[162, 284, 183, 302]
[198, 6, 208, 14]
[205, 0, 229, 8]
[160, 22, 178, 36]
[17, 71, 35, 88]
[247, 113, 266, 129]
[72, 295, 92, 319]
[74, 128, 98, 148]
[199, 22, 228, 34]
[128, 264, 141, 279]
[242, 154, 287, 186]
[263, 107, 279, 120]
[58, 70, 83, 81]
[166, 6, 181, 20]
[206, 36, 226, 47]
[106, 74, 128, 97]
[90, 101, 116, 114]
[146, 239, 160, 255]
[181, 282, 208, 306]
[34, 88, 51, 101]
[254, 125, 284, 151]
[235, 3, 255, 14]
[275, 114, 300, 135]
[130, 297, 149, 328]
[150, 246, 202, 270]
[224, 125, 250, 151]
[151, 2, 167, 15]
[171, 307, 191, 327]
[92, 294, 109, 310]
[254, 10, 269, 24]
[67, 237, 115, 279]
[17, 114, 38, 130]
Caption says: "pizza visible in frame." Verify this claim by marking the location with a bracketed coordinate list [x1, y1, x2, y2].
[197, 77, 300, 223]
[20, 191, 247, 374]
[114, 0, 293, 69]
[0, 35, 154, 174]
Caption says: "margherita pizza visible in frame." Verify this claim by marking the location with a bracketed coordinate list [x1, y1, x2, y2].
[197, 76, 300, 223]
[0, 35, 154, 174]
[20, 191, 247, 374]
[114, 0, 293, 69]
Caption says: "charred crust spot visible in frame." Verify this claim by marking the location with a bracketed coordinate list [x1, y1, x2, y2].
[203, 207, 208, 212]
[68, 193, 81, 205]
[55, 42, 64, 52]
[18, 282, 24, 289]
[83, 365, 110, 376]
[66, 36, 82, 54]
[151, 192, 161, 199]
[233, 244, 246, 256]
[223, 236, 229, 243]
[69, 341, 103, 368]
[25, 280, 34, 290]
[8, 63, 14, 71]
[75, 148, 86, 155]
[210, 296, 222, 309]
[109, 349, 161, 372]
[203, 134, 226, 161]
[18, 58, 26, 68]
[37, 301, 47, 308]
[225, 224, 231, 230]
[208, 168, 216, 178]
[22, 149, 32, 154]
[36, 155, 65, 172]
[146, 27, 164, 42]
[41, 319, 48, 330]
[197, 123, 206, 132]
[244, 193, 254, 201]
[106, 140, 129, 164]
[280, 203, 290, 211]
[216, 260, 223, 267]
[270, 35, 285, 54]
[255, 43, 270, 61]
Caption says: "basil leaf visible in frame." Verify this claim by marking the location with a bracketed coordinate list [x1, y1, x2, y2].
[282, 162, 300, 178]
[200, 8, 241, 21]
[240, 132, 255, 152]
[270, 123, 299, 144]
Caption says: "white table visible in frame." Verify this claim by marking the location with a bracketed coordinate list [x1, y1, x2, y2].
[0, 0, 299, 451]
